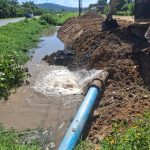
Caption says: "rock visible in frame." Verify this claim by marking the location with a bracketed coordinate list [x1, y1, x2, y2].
[142, 95, 149, 99]
[93, 110, 100, 117]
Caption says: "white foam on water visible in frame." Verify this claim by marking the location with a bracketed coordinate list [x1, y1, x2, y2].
[33, 66, 82, 96]
[33, 65, 103, 96]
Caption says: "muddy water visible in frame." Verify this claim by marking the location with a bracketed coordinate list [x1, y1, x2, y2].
[0, 27, 102, 148]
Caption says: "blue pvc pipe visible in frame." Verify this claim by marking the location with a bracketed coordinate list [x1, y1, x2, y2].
[58, 86, 101, 150]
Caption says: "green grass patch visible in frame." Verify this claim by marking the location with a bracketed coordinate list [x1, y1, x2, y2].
[75, 141, 95, 150]
[0, 18, 50, 99]
[0, 125, 40, 150]
[101, 111, 150, 150]
[0, 19, 49, 62]
[40, 12, 77, 26]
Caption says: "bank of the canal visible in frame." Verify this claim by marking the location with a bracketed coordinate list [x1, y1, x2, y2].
[0, 19, 52, 100]
[0, 25, 105, 149]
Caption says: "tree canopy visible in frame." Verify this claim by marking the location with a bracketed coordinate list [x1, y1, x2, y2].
[0, 0, 45, 18]
[97, 0, 107, 5]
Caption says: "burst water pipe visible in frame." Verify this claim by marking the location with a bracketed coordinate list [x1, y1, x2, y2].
[58, 70, 109, 150]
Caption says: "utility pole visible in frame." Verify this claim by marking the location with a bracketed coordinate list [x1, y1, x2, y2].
[79, 0, 82, 17]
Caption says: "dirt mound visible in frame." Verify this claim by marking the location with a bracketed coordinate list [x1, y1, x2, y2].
[45, 15, 150, 143]
[58, 12, 103, 47]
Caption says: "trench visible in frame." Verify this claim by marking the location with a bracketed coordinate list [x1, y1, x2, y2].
[0, 27, 102, 148]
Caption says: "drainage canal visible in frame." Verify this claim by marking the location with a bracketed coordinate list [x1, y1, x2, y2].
[0, 27, 105, 149]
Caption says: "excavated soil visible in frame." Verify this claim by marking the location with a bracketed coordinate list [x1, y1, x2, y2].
[44, 13, 150, 143]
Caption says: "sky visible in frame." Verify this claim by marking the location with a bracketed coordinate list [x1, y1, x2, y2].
[18, 0, 100, 7]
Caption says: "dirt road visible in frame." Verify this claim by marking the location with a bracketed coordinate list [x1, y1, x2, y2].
[101, 14, 134, 22]
[0, 17, 25, 26]
[0, 16, 40, 27]
[113, 15, 134, 22]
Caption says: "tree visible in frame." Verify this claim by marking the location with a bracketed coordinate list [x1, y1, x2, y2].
[97, 0, 107, 5]
[0, 0, 44, 19]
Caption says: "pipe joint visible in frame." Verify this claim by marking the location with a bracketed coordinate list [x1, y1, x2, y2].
[91, 78, 103, 92]
[91, 71, 109, 90]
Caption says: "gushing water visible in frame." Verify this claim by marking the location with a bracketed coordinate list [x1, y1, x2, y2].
[33, 66, 103, 96]
[33, 66, 82, 96]
[74, 69, 103, 87]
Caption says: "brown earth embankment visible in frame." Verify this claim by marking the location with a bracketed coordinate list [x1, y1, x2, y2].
[44, 12, 150, 142]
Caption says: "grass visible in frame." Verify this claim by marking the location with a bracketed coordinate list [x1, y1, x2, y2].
[0, 18, 50, 99]
[0, 125, 40, 150]
[75, 141, 95, 150]
[101, 111, 150, 150]
[75, 111, 150, 150]
[40, 12, 77, 26]
[0, 13, 77, 99]
[0, 18, 49, 63]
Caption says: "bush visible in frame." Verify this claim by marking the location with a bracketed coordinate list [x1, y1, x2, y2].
[0, 52, 26, 100]
[75, 141, 95, 150]
[40, 12, 77, 26]
[39, 19, 47, 25]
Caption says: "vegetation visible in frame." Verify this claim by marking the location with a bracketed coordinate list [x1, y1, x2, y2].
[0, 53, 25, 100]
[101, 111, 150, 150]
[116, 2, 134, 16]
[75, 111, 150, 150]
[89, 0, 133, 16]
[40, 12, 77, 25]
[75, 141, 95, 150]
[0, 11, 77, 99]
[0, 0, 46, 19]
[0, 125, 40, 150]
[97, 0, 107, 5]
[0, 19, 49, 99]
[103, 0, 134, 16]
[0, 19, 47, 57]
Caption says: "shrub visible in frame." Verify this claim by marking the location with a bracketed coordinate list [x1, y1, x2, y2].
[0, 52, 26, 100]
[40, 12, 77, 26]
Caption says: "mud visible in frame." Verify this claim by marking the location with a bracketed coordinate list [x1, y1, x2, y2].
[44, 12, 150, 143]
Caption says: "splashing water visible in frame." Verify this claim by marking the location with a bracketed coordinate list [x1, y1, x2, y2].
[33, 66, 82, 96]
[33, 66, 103, 96]
[74, 69, 103, 87]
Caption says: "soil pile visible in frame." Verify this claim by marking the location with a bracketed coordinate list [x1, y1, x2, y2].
[58, 12, 103, 47]
[44, 13, 150, 143]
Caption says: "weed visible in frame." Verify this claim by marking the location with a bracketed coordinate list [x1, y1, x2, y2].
[0, 125, 40, 150]
[40, 12, 77, 26]
[101, 111, 150, 150]
[0, 52, 26, 100]
[75, 140, 95, 150]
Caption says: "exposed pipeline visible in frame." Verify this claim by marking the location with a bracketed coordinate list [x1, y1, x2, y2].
[58, 70, 109, 150]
